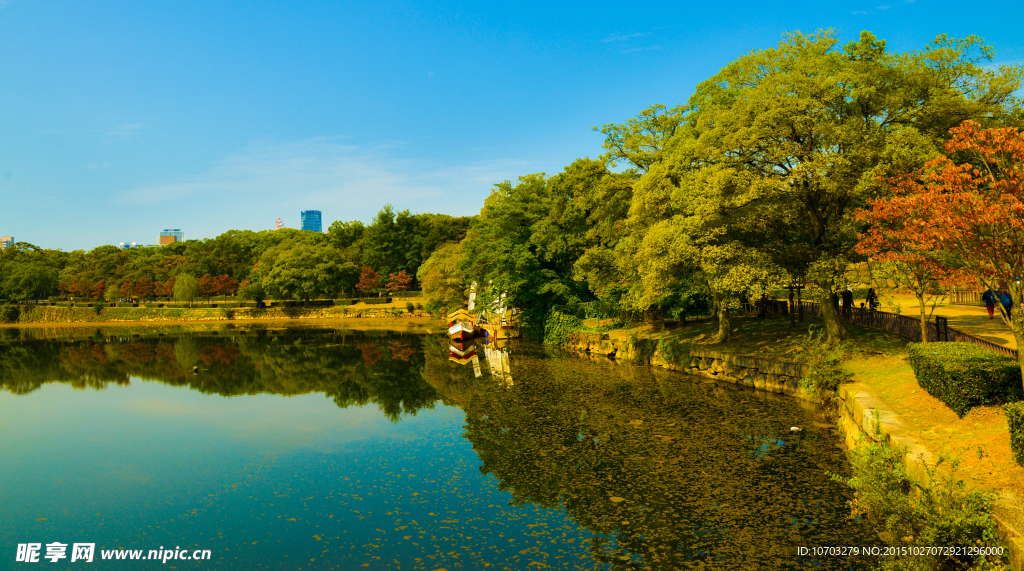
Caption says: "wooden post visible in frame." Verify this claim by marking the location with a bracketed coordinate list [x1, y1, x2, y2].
[787, 285, 795, 328]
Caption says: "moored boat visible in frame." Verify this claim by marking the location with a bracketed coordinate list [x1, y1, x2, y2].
[447, 309, 480, 341]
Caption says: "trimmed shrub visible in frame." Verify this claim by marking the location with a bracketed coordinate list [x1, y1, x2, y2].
[907, 342, 1024, 418]
[220, 308, 235, 319]
[0, 305, 20, 323]
[92, 302, 105, 315]
[405, 302, 415, 313]
[1007, 402, 1024, 466]
[391, 290, 422, 298]
[359, 297, 392, 305]
[332, 299, 358, 306]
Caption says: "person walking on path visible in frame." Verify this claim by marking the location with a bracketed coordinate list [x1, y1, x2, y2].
[841, 287, 854, 319]
[865, 288, 878, 311]
[982, 287, 997, 319]
[998, 286, 1012, 319]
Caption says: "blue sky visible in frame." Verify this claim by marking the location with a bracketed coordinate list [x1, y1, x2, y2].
[2, 0, 1022, 251]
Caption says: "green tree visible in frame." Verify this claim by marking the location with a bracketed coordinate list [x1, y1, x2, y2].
[327, 220, 366, 263]
[593, 103, 686, 174]
[460, 174, 588, 338]
[417, 242, 468, 314]
[0, 243, 62, 301]
[361, 205, 408, 280]
[650, 31, 1021, 343]
[173, 274, 199, 307]
[104, 284, 121, 303]
[260, 243, 348, 302]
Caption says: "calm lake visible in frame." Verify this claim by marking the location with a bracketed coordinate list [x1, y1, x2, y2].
[0, 324, 877, 570]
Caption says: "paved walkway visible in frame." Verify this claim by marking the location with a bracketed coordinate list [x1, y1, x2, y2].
[877, 293, 1018, 350]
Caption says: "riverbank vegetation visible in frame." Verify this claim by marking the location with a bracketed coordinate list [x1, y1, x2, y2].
[833, 436, 1006, 571]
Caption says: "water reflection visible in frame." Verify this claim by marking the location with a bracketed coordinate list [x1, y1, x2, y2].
[0, 326, 874, 569]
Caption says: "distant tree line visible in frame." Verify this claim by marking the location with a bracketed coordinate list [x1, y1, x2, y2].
[0, 207, 471, 304]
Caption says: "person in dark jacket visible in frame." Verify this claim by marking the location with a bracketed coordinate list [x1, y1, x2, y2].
[982, 287, 997, 319]
[865, 288, 878, 311]
[841, 287, 854, 319]
[998, 286, 1012, 318]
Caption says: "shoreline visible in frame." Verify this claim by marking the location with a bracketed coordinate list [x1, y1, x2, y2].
[557, 316, 1024, 569]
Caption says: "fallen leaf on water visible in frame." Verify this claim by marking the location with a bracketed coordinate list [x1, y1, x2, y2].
[610, 497, 625, 503]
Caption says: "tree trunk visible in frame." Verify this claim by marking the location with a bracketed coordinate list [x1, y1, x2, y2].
[789, 288, 795, 329]
[819, 289, 847, 344]
[713, 292, 731, 343]
[916, 292, 929, 343]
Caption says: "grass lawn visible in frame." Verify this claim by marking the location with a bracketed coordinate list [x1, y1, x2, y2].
[589, 313, 908, 362]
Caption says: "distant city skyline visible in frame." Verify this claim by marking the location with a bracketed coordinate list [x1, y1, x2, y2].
[2, 1, 1021, 251]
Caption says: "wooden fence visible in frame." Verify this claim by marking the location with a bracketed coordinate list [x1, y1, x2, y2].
[766, 299, 1019, 361]
[950, 290, 983, 306]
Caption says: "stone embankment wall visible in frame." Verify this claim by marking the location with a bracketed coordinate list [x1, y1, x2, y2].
[564, 332, 808, 398]
[6, 305, 425, 324]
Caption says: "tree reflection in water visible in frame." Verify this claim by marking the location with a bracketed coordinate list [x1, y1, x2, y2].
[0, 327, 874, 569]
[0, 327, 438, 422]
[432, 344, 876, 570]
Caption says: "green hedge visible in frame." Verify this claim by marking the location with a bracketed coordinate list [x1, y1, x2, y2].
[907, 342, 1024, 418]
[332, 299, 358, 306]
[390, 290, 422, 298]
[1007, 402, 1024, 466]
[264, 299, 335, 308]
[359, 297, 393, 304]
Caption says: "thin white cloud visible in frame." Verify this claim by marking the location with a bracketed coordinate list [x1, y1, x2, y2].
[602, 32, 649, 43]
[622, 46, 662, 54]
[104, 122, 147, 143]
[117, 137, 530, 220]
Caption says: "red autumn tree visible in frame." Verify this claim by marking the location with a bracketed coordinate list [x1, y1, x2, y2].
[356, 265, 380, 294]
[120, 280, 136, 299]
[133, 278, 155, 300]
[91, 279, 107, 299]
[70, 279, 92, 298]
[385, 270, 413, 292]
[215, 274, 240, 296]
[153, 279, 171, 298]
[887, 121, 1024, 375]
[855, 184, 971, 342]
[198, 274, 218, 298]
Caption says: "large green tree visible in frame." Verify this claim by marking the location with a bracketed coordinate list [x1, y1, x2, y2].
[260, 242, 357, 302]
[645, 31, 1021, 343]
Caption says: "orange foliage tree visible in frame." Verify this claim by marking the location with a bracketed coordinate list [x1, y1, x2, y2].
[881, 121, 1024, 368]
[356, 265, 380, 294]
[214, 274, 240, 296]
[855, 184, 971, 342]
[385, 270, 413, 292]
[198, 274, 218, 298]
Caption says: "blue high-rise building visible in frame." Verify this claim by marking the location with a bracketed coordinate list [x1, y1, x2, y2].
[300, 210, 322, 233]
